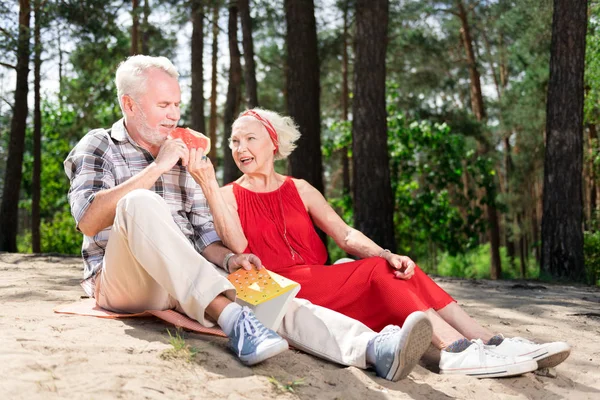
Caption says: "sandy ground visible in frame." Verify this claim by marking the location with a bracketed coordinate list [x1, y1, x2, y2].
[1, 252, 599, 400]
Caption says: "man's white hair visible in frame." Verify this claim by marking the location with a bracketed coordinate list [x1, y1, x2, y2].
[232, 108, 301, 160]
[115, 55, 179, 112]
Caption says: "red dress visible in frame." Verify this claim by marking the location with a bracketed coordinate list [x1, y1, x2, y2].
[233, 177, 455, 332]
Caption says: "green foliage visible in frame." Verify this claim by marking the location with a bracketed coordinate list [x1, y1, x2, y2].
[436, 244, 539, 280]
[40, 208, 82, 255]
[386, 92, 490, 258]
[584, 230, 600, 286]
[585, 1, 600, 126]
[324, 91, 493, 261]
[18, 101, 84, 254]
[253, 0, 286, 112]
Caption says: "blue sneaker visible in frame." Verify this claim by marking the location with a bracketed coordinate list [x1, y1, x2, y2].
[229, 307, 288, 366]
[373, 311, 433, 381]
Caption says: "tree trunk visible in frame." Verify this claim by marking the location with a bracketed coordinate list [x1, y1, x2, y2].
[239, 0, 259, 108]
[341, 0, 350, 196]
[0, 0, 31, 252]
[131, 0, 139, 55]
[457, 0, 485, 121]
[58, 30, 63, 105]
[222, 3, 242, 185]
[456, 0, 502, 279]
[589, 124, 598, 219]
[141, 0, 150, 55]
[208, 2, 219, 161]
[541, 0, 587, 282]
[532, 180, 541, 264]
[518, 213, 527, 278]
[352, 0, 395, 251]
[504, 136, 516, 265]
[190, 0, 206, 135]
[284, 0, 324, 194]
[32, 0, 42, 253]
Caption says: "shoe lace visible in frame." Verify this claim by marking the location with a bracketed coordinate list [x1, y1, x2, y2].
[233, 308, 271, 356]
[471, 339, 508, 364]
[377, 325, 400, 340]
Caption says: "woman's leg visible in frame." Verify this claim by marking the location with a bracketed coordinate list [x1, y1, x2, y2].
[436, 302, 495, 343]
[424, 308, 465, 349]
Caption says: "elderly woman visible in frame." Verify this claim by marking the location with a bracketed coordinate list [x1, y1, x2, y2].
[189, 108, 570, 378]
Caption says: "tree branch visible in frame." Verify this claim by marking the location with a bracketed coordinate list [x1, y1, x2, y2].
[0, 62, 16, 70]
[1, 96, 14, 111]
[0, 26, 15, 41]
[430, 7, 459, 17]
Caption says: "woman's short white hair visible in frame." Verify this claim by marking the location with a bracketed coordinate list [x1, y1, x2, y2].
[232, 108, 301, 160]
[115, 55, 179, 111]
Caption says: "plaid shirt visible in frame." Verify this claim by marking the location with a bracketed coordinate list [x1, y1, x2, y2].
[64, 119, 220, 296]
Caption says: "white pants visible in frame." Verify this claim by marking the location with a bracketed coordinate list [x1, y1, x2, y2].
[96, 190, 374, 368]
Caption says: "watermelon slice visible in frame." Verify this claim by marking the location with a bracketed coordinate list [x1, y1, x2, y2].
[170, 127, 211, 153]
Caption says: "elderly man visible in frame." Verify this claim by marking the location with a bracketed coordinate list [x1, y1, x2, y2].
[64, 55, 287, 366]
[64, 55, 432, 379]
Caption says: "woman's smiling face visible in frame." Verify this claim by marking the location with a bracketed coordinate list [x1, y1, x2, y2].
[230, 117, 277, 173]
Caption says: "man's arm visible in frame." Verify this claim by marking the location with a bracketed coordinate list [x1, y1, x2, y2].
[77, 163, 164, 236]
[72, 137, 189, 237]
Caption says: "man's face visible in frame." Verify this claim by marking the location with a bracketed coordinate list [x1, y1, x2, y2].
[125, 69, 181, 148]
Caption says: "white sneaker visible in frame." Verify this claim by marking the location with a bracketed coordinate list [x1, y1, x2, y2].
[440, 339, 538, 378]
[489, 335, 571, 369]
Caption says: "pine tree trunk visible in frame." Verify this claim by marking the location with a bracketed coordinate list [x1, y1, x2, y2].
[141, 0, 150, 55]
[0, 0, 31, 252]
[284, 0, 324, 194]
[32, 0, 42, 253]
[131, 0, 139, 55]
[352, 0, 395, 251]
[239, 0, 259, 108]
[504, 136, 515, 265]
[222, 4, 242, 185]
[533, 181, 541, 264]
[58, 32, 63, 105]
[191, 0, 206, 135]
[589, 124, 598, 218]
[208, 3, 219, 162]
[341, 0, 350, 196]
[541, 0, 587, 281]
[518, 213, 527, 278]
[457, 0, 502, 279]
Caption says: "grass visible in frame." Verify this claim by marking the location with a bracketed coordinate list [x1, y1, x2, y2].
[160, 328, 201, 362]
[268, 376, 305, 393]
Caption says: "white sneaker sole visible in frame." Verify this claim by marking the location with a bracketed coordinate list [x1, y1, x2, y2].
[530, 342, 571, 369]
[238, 337, 289, 366]
[387, 312, 433, 381]
[441, 358, 538, 379]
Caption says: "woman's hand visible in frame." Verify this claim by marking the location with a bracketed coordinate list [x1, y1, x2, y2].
[382, 252, 416, 280]
[228, 253, 263, 272]
[187, 148, 217, 187]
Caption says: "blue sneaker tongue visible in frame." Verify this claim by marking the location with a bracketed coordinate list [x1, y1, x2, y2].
[445, 338, 472, 353]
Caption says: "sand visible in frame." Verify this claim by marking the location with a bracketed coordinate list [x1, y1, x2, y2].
[1, 252, 599, 399]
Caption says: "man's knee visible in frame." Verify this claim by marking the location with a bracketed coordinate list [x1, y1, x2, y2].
[117, 189, 161, 210]
[115, 189, 166, 221]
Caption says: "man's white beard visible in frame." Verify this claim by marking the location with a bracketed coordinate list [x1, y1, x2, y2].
[140, 124, 166, 147]
[135, 111, 169, 147]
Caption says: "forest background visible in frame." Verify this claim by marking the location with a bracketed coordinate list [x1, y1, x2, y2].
[0, 0, 597, 285]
